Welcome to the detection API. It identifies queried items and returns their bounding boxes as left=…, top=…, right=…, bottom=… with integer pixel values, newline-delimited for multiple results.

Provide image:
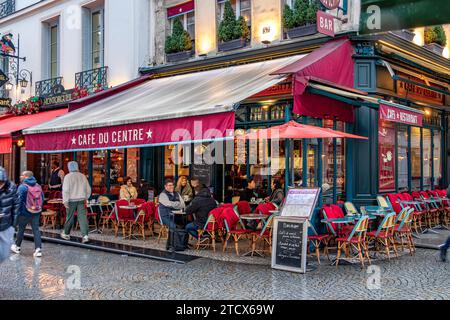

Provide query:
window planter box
left=286, top=24, right=317, bottom=39
left=218, top=38, right=247, bottom=52
left=166, top=50, right=194, bottom=63
left=423, top=43, right=444, bottom=55
left=392, top=29, right=416, bottom=42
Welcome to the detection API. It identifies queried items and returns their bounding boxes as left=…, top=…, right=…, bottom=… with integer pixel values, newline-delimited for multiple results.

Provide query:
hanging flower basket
left=8, top=96, right=42, bottom=115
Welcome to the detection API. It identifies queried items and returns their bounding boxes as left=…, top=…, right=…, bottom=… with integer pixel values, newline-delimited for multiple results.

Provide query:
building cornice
left=0, top=0, right=62, bottom=25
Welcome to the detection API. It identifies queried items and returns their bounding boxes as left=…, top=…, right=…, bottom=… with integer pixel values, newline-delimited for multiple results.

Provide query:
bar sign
left=317, top=11, right=335, bottom=37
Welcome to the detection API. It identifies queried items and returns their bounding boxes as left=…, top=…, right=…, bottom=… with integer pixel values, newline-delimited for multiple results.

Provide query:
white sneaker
left=60, top=232, right=70, bottom=240
left=33, top=248, right=42, bottom=258
left=82, top=236, right=89, bottom=243
left=10, top=244, right=21, bottom=254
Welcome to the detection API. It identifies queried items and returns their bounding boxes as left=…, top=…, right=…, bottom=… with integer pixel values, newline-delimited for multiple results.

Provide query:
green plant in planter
left=218, top=0, right=249, bottom=43
left=424, top=26, right=447, bottom=47
left=165, top=18, right=193, bottom=54
left=283, top=0, right=318, bottom=29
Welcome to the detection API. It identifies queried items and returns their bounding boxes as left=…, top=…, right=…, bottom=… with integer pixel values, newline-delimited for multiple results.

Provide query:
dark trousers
left=160, top=213, right=177, bottom=230
left=15, top=214, right=42, bottom=249
left=442, top=236, right=450, bottom=252
left=186, top=222, right=199, bottom=238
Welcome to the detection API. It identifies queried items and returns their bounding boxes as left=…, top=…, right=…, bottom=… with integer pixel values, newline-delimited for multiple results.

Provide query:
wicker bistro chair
left=155, top=207, right=169, bottom=243
left=114, top=199, right=135, bottom=238
left=394, top=207, right=416, bottom=255
left=307, top=223, right=331, bottom=264
left=222, top=207, right=253, bottom=256
left=129, top=204, right=154, bottom=240
left=41, top=210, right=57, bottom=229
left=344, top=202, right=359, bottom=216
left=336, top=216, right=371, bottom=268
left=367, top=212, right=398, bottom=260
left=377, top=196, right=393, bottom=211
left=250, top=214, right=276, bottom=257
left=195, top=208, right=225, bottom=252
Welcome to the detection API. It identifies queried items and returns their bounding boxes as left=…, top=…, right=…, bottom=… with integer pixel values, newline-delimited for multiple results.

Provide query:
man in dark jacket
left=239, top=178, right=258, bottom=202
left=0, top=166, right=19, bottom=263
left=185, top=185, right=217, bottom=239
left=11, top=171, right=44, bottom=258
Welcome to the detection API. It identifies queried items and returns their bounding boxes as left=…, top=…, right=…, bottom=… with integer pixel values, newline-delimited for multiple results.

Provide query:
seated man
left=185, top=180, right=217, bottom=240
left=158, top=179, right=185, bottom=229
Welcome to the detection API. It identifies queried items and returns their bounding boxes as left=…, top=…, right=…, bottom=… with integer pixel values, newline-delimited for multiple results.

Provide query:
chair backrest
left=255, top=202, right=276, bottom=215
left=258, top=214, right=275, bottom=237
left=231, top=196, right=240, bottom=205
left=428, top=190, right=439, bottom=198
left=375, top=212, right=396, bottom=237
left=396, top=207, right=414, bottom=231
left=236, top=201, right=252, bottom=215
left=321, top=205, right=343, bottom=236
left=222, top=207, right=241, bottom=232
left=155, top=206, right=163, bottom=225
left=346, top=216, right=369, bottom=241
left=344, top=202, right=358, bottom=216
left=205, top=207, right=225, bottom=231
left=138, top=201, right=156, bottom=222
left=395, top=207, right=409, bottom=224
left=377, top=196, right=391, bottom=210
left=411, top=191, right=421, bottom=200
left=419, top=191, right=430, bottom=199
left=387, top=193, right=402, bottom=213
left=115, top=199, right=134, bottom=219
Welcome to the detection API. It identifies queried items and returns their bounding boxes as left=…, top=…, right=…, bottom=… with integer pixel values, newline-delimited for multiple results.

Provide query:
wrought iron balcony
left=0, top=0, right=15, bottom=19
left=75, top=66, right=108, bottom=93
left=35, top=77, right=64, bottom=97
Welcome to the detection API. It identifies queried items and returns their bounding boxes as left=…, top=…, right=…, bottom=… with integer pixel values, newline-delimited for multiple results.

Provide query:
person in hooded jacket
left=11, top=171, right=44, bottom=258
left=0, top=166, right=19, bottom=263
left=185, top=184, right=217, bottom=240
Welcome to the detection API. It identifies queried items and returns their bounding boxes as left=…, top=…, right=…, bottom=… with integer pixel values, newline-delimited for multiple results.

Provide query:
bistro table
left=239, top=213, right=270, bottom=257
left=87, top=201, right=114, bottom=234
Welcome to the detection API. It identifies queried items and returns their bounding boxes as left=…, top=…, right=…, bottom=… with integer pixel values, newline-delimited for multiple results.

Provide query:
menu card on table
left=280, top=188, right=321, bottom=219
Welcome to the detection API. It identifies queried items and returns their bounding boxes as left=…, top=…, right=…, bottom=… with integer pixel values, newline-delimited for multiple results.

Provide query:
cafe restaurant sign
left=42, top=91, right=74, bottom=107
left=320, top=0, right=340, bottom=10
left=379, top=103, right=423, bottom=127
left=397, top=77, right=445, bottom=106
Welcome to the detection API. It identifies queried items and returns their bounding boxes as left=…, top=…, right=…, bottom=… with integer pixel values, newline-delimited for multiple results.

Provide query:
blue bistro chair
left=335, top=216, right=371, bottom=268
left=394, top=207, right=416, bottom=255
left=367, top=212, right=398, bottom=260
left=377, top=195, right=393, bottom=211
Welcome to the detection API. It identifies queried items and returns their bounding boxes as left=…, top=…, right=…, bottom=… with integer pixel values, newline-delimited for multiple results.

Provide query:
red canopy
left=240, top=120, right=368, bottom=140
left=0, top=109, right=68, bottom=154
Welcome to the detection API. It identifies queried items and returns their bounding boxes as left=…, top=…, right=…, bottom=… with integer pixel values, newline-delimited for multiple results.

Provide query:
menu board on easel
left=280, top=188, right=321, bottom=219
left=271, top=217, right=308, bottom=273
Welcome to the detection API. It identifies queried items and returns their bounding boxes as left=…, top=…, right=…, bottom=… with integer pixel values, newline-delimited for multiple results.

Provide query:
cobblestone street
left=0, top=241, right=448, bottom=300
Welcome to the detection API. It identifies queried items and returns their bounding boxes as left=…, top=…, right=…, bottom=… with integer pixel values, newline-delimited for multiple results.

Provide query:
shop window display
left=92, top=150, right=107, bottom=196
left=110, top=149, right=125, bottom=195
left=433, top=130, right=442, bottom=187
left=422, top=129, right=432, bottom=188
left=378, top=120, right=396, bottom=192
left=411, top=127, right=421, bottom=190
left=397, top=127, right=409, bottom=191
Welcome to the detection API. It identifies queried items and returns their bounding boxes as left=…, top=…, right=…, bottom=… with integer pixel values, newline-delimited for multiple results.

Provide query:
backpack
left=25, top=184, right=43, bottom=214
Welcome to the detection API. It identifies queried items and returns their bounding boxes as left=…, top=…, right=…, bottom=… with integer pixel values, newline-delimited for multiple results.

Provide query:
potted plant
left=283, top=0, right=319, bottom=39
left=424, top=25, right=447, bottom=55
left=165, top=18, right=194, bottom=63
left=218, top=1, right=250, bottom=52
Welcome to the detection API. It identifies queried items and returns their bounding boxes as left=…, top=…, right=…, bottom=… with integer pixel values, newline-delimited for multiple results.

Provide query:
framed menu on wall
left=280, top=188, right=321, bottom=219
left=271, top=217, right=308, bottom=273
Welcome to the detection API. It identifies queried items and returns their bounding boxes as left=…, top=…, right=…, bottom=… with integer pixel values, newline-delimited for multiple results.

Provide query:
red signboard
left=320, top=0, right=340, bottom=10
left=378, top=120, right=396, bottom=192
left=167, top=1, right=195, bottom=18
left=317, top=11, right=335, bottom=37
left=379, top=103, right=423, bottom=127
left=397, top=77, right=445, bottom=106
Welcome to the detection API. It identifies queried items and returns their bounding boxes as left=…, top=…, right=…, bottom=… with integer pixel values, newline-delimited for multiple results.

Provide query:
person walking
left=0, top=167, right=19, bottom=263
left=441, top=236, right=450, bottom=262
left=49, top=161, right=65, bottom=192
left=11, top=171, right=44, bottom=258
left=60, top=161, right=92, bottom=243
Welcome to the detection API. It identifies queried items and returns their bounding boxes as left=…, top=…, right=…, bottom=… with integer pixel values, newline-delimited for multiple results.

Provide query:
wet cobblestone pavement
left=0, top=241, right=448, bottom=300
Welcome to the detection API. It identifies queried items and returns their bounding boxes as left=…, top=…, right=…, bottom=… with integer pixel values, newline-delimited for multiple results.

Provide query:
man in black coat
left=0, top=167, right=19, bottom=263
left=185, top=182, right=217, bottom=240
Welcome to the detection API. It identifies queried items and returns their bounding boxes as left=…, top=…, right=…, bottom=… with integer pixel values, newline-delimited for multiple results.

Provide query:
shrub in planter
left=283, top=0, right=319, bottom=39
left=424, top=26, right=447, bottom=54
left=165, top=18, right=193, bottom=55
left=218, top=0, right=249, bottom=50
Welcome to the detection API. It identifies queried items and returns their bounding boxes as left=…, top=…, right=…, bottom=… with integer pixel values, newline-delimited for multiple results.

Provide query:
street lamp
left=19, top=78, right=28, bottom=88
left=4, top=82, right=13, bottom=91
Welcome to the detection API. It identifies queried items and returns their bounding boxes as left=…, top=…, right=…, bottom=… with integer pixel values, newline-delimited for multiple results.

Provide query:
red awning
left=0, top=109, right=68, bottom=139
left=272, top=38, right=355, bottom=122
left=0, top=137, right=12, bottom=154
left=167, top=1, right=194, bottom=18
left=0, top=109, right=68, bottom=154
left=241, top=121, right=368, bottom=140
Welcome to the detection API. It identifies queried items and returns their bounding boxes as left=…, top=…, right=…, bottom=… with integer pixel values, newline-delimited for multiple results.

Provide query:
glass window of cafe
left=164, top=145, right=190, bottom=181
left=378, top=118, right=443, bottom=193
left=228, top=102, right=347, bottom=202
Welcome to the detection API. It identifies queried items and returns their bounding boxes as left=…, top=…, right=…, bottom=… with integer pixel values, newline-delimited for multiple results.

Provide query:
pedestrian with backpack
left=11, top=171, right=44, bottom=258
left=0, top=167, right=19, bottom=263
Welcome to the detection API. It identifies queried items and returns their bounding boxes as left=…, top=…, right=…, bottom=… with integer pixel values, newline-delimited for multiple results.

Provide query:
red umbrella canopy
left=240, top=120, right=368, bottom=140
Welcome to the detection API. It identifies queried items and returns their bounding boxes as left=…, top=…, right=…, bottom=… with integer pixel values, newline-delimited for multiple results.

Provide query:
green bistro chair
left=394, top=207, right=416, bottom=255
left=367, top=212, right=398, bottom=260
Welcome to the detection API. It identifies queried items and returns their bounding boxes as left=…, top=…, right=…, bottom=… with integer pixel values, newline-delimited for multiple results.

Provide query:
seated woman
left=119, top=177, right=138, bottom=201
left=175, top=175, right=194, bottom=205
left=265, top=179, right=284, bottom=207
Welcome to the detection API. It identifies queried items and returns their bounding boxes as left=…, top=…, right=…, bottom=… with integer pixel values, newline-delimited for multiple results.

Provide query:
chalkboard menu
left=271, top=217, right=308, bottom=273
left=280, top=187, right=321, bottom=219
left=191, top=164, right=212, bottom=187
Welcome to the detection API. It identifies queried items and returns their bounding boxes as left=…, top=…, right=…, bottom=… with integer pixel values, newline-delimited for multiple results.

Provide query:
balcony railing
left=75, top=66, right=108, bottom=93
left=0, top=0, right=15, bottom=19
left=35, top=77, right=64, bottom=97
